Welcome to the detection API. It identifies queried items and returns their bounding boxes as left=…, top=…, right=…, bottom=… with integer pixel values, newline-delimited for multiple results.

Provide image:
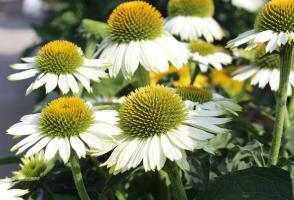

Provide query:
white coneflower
left=227, top=0, right=294, bottom=53
left=233, top=45, right=294, bottom=95
left=0, top=178, right=28, bottom=200
left=231, top=0, right=266, bottom=12
left=176, top=87, right=242, bottom=116
left=165, top=0, right=224, bottom=42
left=8, top=40, right=112, bottom=95
left=12, top=151, right=54, bottom=182
left=188, top=41, right=232, bottom=72
left=97, top=1, right=188, bottom=79
left=7, top=97, right=120, bottom=163
left=101, top=85, right=230, bottom=174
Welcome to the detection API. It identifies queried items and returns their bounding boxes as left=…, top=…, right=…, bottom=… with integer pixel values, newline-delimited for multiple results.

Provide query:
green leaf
left=200, top=167, right=294, bottom=200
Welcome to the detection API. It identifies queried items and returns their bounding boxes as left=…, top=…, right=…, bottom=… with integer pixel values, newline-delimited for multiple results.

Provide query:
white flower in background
left=8, top=40, right=112, bottom=95
left=233, top=45, right=294, bottom=95
left=176, top=87, right=242, bottom=116
left=165, top=0, right=224, bottom=42
left=227, top=0, right=294, bottom=53
left=101, top=86, right=231, bottom=174
left=7, top=97, right=120, bottom=163
left=187, top=41, right=232, bottom=72
left=12, top=151, right=54, bottom=182
left=22, top=0, right=43, bottom=18
left=231, top=0, right=266, bottom=12
left=0, top=178, right=28, bottom=200
left=97, top=1, right=188, bottom=79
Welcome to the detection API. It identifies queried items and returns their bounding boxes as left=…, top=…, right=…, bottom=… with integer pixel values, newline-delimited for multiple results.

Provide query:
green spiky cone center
left=20, top=159, right=47, bottom=179
left=119, top=86, right=187, bottom=139
left=168, top=0, right=214, bottom=17
left=108, top=1, right=164, bottom=43
left=189, top=41, right=217, bottom=56
left=254, top=0, right=294, bottom=33
left=39, top=97, right=94, bottom=138
left=176, top=87, right=213, bottom=103
left=36, top=40, right=84, bottom=75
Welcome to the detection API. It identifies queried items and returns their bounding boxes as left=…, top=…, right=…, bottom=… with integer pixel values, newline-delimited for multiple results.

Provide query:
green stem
left=269, top=44, right=293, bottom=166
left=137, top=66, right=150, bottom=86
left=70, top=153, right=91, bottom=200
left=190, top=62, right=198, bottom=86
left=164, top=161, right=188, bottom=200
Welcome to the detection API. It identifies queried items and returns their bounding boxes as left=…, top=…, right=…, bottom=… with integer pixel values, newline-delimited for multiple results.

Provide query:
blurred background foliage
left=9, top=0, right=294, bottom=199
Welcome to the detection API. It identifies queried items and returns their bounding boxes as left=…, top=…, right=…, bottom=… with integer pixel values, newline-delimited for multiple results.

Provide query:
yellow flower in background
left=194, top=74, right=208, bottom=88
left=150, top=64, right=251, bottom=100
left=210, top=67, right=252, bottom=98
left=150, top=65, right=191, bottom=86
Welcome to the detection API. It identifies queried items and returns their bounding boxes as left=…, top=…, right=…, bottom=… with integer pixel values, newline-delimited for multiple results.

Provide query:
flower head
left=97, top=1, right=188, bottom=78
left=9, top=40, right=112, bottom=95
left=7, top=97, right=120, bottom=163
left=231, top=0, right=266, bottom=12
left=176, top=86, right=242, bottom=115
left=227, top=0, right=294, bottom=53
left=188, top=41, right=232, bottom=72
left=108, top=1, right=163, bottom=43
left=168, top=0, right=214, bottom=17
left=0, top=178, right=28, bottom=200
left=165, top=0, right=223, bottom=41
left=102, top=85, right=231, bottom=173
left=12, top=151, right=54, bottom=181
left=233, top=45, right=294, bottom=95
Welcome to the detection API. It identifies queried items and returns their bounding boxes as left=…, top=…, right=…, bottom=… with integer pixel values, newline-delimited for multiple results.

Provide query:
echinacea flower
left=176, top=86, right=242, bottom=115
left=97, top=1, right=188, bottom=79
left=188, top=41, right=232, bottom=72
left=227, top=0, right=294, bottom=53
left=0, top=178, right=28, bottom=200
left=165, top=0, right=224, bottom=42
left=12, top=151, right=54, bottom=182
left=101, top=85, right=231, bottom=173
left=231, top=0, right=266, bottom=12
left=7, top=97, right=120, bottom=163
left=233, top=45, right=294, bottom=95
left=8, top=40, right=112, bottom=95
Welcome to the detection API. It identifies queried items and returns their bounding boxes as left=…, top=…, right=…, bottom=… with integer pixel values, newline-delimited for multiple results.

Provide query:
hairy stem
left=165, top=161, right=188, bottom=200
left=70, top=153, right=91, bottom=200
left=269, top=44, right=293, bottom=166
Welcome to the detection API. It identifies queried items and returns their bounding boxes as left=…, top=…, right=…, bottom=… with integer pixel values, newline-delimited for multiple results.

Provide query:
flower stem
left=269, top=44, right=293, bottom=166
left=165, top=161, right=188, bottom=200
left=70, top=153, right=91, bottom=200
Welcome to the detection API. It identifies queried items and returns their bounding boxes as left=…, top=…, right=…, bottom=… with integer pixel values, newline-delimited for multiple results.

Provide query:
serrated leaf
left=200, top=167, right=294, bottom=200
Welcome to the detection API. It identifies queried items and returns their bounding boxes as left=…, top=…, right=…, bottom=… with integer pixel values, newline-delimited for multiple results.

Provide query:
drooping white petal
left=58, top=74, right=70, bottom=94
left=58, top=138, right=71, bottom=163
left=44, top=73, right=58, bottom=93
left=70, top=136, right=86, bottom=158
left=45, top=138, right=59, bottom=160
left=26, top=137, right=50, bottom=157
left=8, top=69, right=39, bottom=81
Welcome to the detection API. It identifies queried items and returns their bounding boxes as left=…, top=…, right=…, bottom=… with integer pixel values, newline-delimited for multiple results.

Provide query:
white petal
left=66, top=74, right=79, bottom=94
left=160, top=134, right=182, bottom=161
left=58, top=74, right=70, bottom=94
left=45, top=138, right=59, bottom=160
left=70, top=136, right=86, bottom=158
left=45, top=74, right=58, bottom=93
left=58, top=138, right=71, bottom=163
left=8, top=69, right=38, bottom=80
left=26, top=137, right=50, bottom=157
